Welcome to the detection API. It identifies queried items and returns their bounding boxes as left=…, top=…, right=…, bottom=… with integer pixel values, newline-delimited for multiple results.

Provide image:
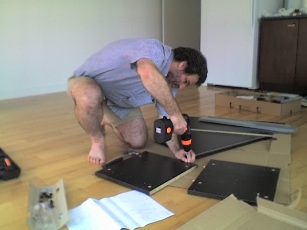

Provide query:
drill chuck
left=181, top=114, right=192, bottom=152
left=181, top=130, right=192, bottom=152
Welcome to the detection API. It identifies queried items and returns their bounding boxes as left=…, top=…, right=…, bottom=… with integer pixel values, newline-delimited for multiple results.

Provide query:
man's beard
left=165, top=73, right=180, bottom=88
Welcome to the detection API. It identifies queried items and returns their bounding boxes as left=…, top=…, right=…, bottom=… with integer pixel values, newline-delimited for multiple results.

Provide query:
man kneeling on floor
left=67, top=38, right=207, bottom=165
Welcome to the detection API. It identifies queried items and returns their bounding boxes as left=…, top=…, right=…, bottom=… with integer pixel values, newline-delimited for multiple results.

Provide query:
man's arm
left=156, top=114, right=196, bottom=163
left=136, top=58, right=186, bottom=134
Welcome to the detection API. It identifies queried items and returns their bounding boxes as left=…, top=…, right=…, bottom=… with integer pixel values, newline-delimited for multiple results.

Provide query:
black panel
left=188, top=117, right=273, bottom=159
left=188, top=160, right=280, bottom=205
left=95, top=151, right=197, bottom=195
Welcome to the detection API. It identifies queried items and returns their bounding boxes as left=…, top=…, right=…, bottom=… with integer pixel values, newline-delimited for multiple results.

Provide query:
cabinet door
left=295, top=18, right=307, bottom=87
left=258, top=19, right=299, bottom=86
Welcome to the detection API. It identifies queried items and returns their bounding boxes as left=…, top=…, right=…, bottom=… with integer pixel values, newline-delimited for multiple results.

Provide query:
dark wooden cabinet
left=296, top=19, right=307, bottom=87
left=258, top=17, right=307, bottom=95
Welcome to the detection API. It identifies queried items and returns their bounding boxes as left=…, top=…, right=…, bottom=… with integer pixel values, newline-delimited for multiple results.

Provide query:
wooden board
left=188, top=160, right=280, bottom=205
left=95, top=151, right=197, bottom=195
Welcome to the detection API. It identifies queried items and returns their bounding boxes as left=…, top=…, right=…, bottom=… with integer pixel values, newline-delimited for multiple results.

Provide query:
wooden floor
left=1, top=86, right=307, bottom=229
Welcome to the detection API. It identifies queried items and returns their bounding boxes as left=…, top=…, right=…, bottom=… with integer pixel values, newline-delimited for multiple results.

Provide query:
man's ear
left=178, top=61, right=187, bottom=70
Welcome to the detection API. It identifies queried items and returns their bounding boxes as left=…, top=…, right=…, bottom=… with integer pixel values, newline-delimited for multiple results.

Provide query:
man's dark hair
left=173, top=47, right=208, bottom=86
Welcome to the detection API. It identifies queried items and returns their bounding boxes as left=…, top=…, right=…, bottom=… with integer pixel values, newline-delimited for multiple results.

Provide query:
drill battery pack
left=0, top=148, right=21, bottom=180
left=154, top=116, right=173, bottom=144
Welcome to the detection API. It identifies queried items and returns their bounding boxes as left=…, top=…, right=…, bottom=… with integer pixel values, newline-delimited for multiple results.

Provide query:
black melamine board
left=188, top=117, right=273, bottom=159
left=188, top=159, right=280, bottom=205
left=95, top=151, right=197, bottom=195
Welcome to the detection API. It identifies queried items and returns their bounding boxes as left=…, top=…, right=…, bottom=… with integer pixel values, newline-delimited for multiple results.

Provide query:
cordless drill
left=153, top=114, right=192, bottom=152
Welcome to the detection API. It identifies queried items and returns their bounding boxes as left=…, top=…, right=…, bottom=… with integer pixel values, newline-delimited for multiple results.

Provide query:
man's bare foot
left=88, top=143, right=106, bottom=164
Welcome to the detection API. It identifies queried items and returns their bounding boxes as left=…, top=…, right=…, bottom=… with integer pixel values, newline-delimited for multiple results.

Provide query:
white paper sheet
left=66, top=190, right=174, bottom=230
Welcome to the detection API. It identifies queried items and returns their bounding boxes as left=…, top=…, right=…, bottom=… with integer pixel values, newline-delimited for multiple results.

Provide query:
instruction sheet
left=66, top=190, right=174, bottom=230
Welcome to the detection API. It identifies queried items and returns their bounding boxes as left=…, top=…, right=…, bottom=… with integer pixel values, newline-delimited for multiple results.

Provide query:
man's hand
left=174, top=149, right=196, bottom=163
left=166, top=131, right=195, bottom=163
left=169, top=114, right=187, bottom=135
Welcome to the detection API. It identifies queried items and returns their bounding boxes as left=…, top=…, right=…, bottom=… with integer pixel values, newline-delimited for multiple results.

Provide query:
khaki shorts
left=67, top=76, right=143, bottom=127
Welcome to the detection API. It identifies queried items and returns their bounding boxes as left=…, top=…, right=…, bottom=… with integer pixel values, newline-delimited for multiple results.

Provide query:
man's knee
left=67, top=76, right=103, bottom=106
left=128, top=136, right=147, bottom=149
left=67, top=76, right=76, bottom=97
left=117, top=119, right=148, bottom=148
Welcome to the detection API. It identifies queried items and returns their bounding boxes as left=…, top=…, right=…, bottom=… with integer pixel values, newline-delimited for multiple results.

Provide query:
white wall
left=0, top=0, right=162, bottom=100
left=284, top=0, right=307, bottom=8
left=200, top=0, right=284, bottom=89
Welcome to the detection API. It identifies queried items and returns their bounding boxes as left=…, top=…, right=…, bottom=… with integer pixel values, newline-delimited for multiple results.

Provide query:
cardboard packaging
left=215, top=90, right=302, bottom=116
left=177, top=194, right=307, bottom=230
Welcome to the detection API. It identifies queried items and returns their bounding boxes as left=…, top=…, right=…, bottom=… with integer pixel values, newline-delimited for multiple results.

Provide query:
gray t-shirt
left=74, top=38, right=177, bottom=118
